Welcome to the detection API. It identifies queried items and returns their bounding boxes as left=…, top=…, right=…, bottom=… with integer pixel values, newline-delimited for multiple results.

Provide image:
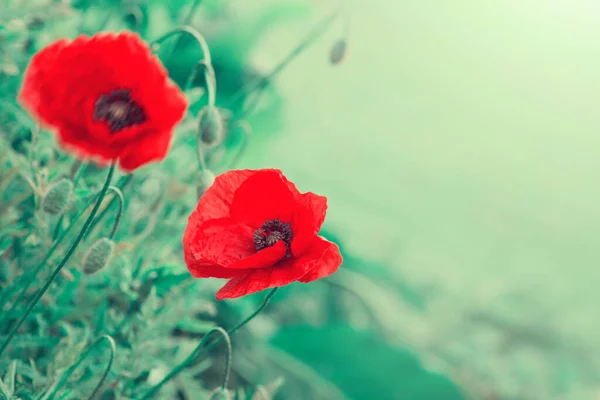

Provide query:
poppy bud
left=82, top=238, right=115, bottom=275
left=208, top=389, right=231, bottom=400
left=42, top=178, right=73, bottom=216
left=329, top=39, right=347, bottom=65
left=197, top=106, right=224, bottom=148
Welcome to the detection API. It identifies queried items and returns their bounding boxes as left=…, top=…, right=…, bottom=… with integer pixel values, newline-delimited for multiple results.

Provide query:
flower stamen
left=94, top=89, right=146, bottom=133
left=253, top=219, right=293, bottom=252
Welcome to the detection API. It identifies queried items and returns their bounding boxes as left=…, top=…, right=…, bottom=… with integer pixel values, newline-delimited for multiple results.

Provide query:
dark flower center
left=93, top=89, right=146, bottom=133
left=254, top=219, right=293, bottom=253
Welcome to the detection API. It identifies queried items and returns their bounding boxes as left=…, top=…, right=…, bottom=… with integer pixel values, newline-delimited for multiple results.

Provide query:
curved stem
left=0, top=163, right=116, bottom=358
left=0, top=192, right=100, bottom=330
left=168, top=0, right=203, bottom=61
left=142, top=327, right=231, bottom=398
left=43, top=335, right=116, bottom=400
left=84, top=174, right=132, bottom=240
left=220, top=330, right=232, bottom=391
left=141, top=288, right=278, bottom=399
left=185, top=60, right=217, bottom=106
left=106, top=186, right=124, bottom=240
left=227, top=288, right=278, bottom=336
left=123, top=4, right=144, bottom=31
left=150, top=26, right=216, bottom=107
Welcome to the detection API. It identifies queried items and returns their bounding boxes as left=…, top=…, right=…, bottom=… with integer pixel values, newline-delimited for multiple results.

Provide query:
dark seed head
left=93, top=89, right=146, bottom=133
left=253, top=219, right=293, bottom=252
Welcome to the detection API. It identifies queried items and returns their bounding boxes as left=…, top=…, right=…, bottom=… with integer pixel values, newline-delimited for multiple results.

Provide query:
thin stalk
left=227, top=11, right=340, bottom=118
left=142, top=328, right=231, bottom=398
left=84, top=174, right=132, bottom=240
left=140, top=288, right=278, bottom=398
left=0, top=163, right=116, bottom=358
left=168, top=0, right=203, bottom=61
left=0, top=192, right=100, bottom=329
left=42, top=335, right=116, bottom=400
left=106, top=186, right=124, bottom=240
left=150, top=26, right=216, bottom=106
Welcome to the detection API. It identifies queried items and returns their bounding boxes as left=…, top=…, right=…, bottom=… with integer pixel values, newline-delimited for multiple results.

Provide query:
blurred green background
left=240, top=0, right=600, bottom=398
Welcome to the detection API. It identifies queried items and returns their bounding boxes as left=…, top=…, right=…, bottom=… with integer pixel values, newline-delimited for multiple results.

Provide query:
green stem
left=168, top=0, right=203, bottom=61
left=84, top=174, right=132, bottom=240
left=141, top=288, right=278, bottom=399
left=42, top=335, right=116, bottom=400
left=106, top=186, right=124, bottom=240
left=0, top=192, right=99, bottom=331
left=0, top=163, right=116, bottom=358
left=141, top=328, right=231, bottom=398
left=150, top=26, right=216, bottom=106
left=227, top=11, right=340, bottom=118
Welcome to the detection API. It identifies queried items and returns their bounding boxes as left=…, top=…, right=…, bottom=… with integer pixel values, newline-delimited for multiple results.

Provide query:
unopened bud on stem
left=42, top=178, right=73, bottom=216
left=82, top=238, right=115, bottom=275
left=197, top=106, right=225, bottom=148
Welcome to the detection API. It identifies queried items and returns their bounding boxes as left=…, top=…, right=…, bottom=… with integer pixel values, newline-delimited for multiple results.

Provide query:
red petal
left=182, top=218, right=255, bottom=271
left=215, top=258, right=309, bottom=300
left=191, top=170, right=258, bottom=227
left=118, top=128, right=173, bottom=172
left=297, top=237, right=343, bottom=282
left=215, top=236, right=342, bottom=300
left=230, top=170, right=299, bottom=228
left=230, top=241, right=287, bottom=269
left=291, top=192, right=328, bottom=256
left=184, top=258, right=242, bottom=279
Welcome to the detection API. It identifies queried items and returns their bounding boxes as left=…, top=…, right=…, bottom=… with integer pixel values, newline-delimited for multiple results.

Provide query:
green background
left=240, top=0, right=600, bottom=398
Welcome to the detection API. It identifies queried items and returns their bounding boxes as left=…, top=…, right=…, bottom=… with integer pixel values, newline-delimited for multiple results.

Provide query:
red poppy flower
left=183, top=169, right=343, bottom=300
left=18, top=31, right=187, bottom=172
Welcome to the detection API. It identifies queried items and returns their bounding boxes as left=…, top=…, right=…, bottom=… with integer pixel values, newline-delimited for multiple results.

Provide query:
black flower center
left=254, top=219, right=293, bottom=253
left=93, top=89, right=146, bottom=133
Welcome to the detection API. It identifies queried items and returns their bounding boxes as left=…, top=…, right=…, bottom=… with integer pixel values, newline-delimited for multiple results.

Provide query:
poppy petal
left=185, top=258, right=243, bottom=279
left=215, top=258, right=310, bottom=300
left=183, top=218, right=255, bottom=268
left=297, top=237, right=343, bottom=282
left=291, top=192, right=328, bottom=256
left=230, top=241, right=287, bottom=269
left=230, top=169, right=298, bottom=228
left=192, top=170, right=258, bottom=226
left=215, top=236, right=341, bottom=300
left=118, top=128, right=173, bottom=172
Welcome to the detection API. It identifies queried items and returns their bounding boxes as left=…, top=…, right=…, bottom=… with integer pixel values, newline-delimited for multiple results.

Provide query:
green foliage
left=272, top=324, right=462, bottom=400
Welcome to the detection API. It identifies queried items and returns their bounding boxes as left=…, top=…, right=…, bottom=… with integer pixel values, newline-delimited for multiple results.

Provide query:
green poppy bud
left=329, top=39, right=347, bottom=65
left=197, top=106, right=224, bottom=147
left=42, top=178, right=73, bottom=215
left=208, top=389, right=231, bottom=400
left=82, top=238, right=115, bottom=275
